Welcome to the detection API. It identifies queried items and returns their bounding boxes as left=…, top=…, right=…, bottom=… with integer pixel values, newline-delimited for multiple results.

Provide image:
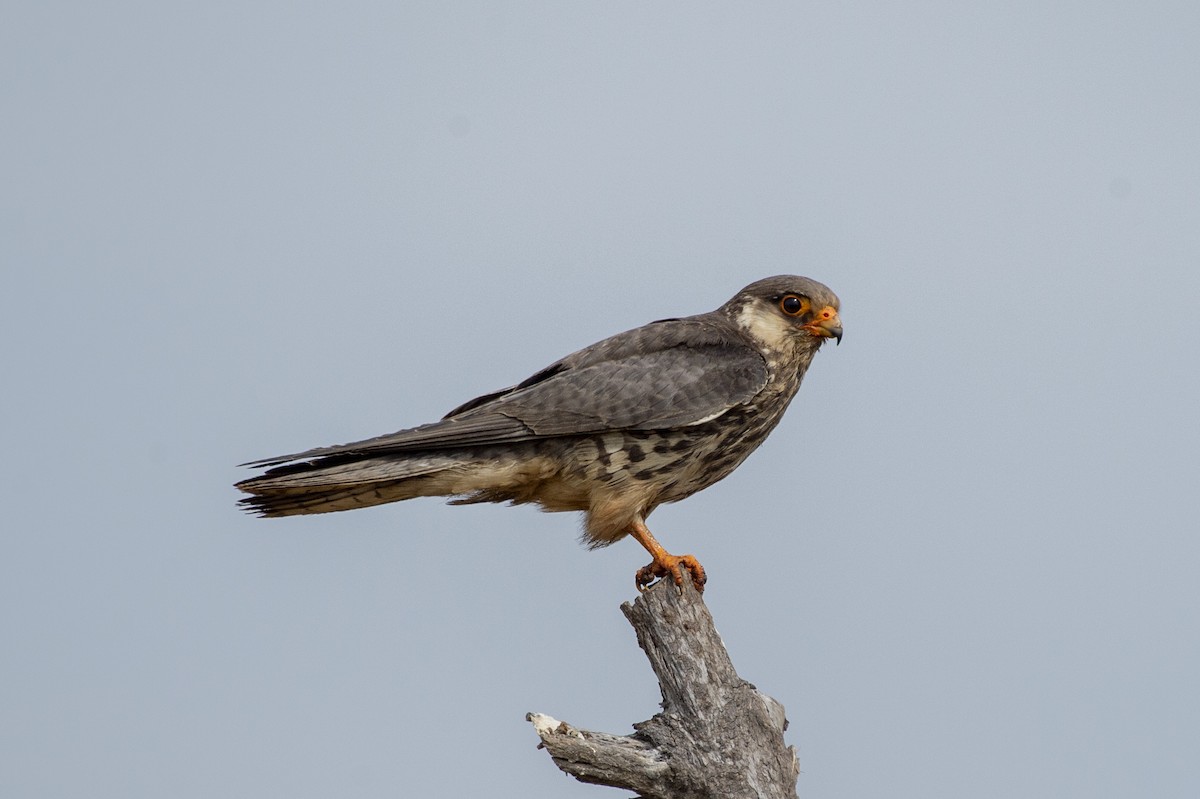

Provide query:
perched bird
left=236, top=275, right=841, bottom=592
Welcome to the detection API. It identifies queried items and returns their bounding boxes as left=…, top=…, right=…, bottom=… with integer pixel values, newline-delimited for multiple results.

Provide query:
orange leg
left=627, top=519, right=706, bottom=593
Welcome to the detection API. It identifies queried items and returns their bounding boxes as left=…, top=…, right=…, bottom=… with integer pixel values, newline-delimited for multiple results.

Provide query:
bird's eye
left=779, top=294, right=808, bottom=316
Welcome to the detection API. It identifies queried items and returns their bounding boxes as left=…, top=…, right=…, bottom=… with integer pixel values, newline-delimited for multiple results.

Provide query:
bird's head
left=722, top=275, right=842, bottom=354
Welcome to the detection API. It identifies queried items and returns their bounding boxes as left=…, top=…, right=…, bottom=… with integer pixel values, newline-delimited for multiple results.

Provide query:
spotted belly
left=450, top=382, right=799, bottom=545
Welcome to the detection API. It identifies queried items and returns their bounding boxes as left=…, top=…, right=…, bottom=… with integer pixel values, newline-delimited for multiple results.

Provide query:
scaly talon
left=635, top=553, right=706, bottom=593
left=627, top=518, right=707, bottom=594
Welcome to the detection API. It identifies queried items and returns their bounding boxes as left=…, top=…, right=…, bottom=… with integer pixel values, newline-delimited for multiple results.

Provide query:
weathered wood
left=527, top=579, right=799, bottom=798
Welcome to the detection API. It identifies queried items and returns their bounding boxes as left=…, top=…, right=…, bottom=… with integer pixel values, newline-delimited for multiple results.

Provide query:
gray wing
left=242, top=316, right=766, bottom=468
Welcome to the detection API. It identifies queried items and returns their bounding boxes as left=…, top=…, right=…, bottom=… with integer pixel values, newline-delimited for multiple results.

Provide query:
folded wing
left=241, top=317, right=767, bottom=469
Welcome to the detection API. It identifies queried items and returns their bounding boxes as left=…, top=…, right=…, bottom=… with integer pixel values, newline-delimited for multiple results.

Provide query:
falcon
left=236, top=275, right=842, bottom=592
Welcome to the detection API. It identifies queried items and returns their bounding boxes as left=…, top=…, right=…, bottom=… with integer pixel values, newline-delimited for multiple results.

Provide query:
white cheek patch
left=736, top=304, right=792, bottom=349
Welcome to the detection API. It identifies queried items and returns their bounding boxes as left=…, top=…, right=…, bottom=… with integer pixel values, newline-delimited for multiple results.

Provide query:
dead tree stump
left=527, top=579, right=799, bottom=798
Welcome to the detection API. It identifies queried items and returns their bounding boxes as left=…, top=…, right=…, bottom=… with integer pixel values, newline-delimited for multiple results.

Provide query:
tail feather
left=236, top=455, right=460, bottom=517
left=236, top=447, right=563, bottom=518
left=238, top=477, right=446, bottom=516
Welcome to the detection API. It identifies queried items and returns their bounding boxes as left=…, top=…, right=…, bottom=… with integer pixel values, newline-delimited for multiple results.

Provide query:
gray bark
left=527, top=579, right=799, bottom=798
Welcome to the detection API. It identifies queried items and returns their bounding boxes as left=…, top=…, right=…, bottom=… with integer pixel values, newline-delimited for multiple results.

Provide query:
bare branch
left=528, top=580, right=798, bottom=798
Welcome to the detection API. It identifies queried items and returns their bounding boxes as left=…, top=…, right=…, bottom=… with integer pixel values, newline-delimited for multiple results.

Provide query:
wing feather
left=240, top=315, right=766, bottom=468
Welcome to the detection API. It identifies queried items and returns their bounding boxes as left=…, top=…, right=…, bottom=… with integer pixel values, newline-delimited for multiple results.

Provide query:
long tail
left=236, top=454, right=465, bottom=517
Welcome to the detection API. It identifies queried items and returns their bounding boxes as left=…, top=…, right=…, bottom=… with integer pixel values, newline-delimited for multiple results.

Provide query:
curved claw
left=635, top=552, right=707, bottom=594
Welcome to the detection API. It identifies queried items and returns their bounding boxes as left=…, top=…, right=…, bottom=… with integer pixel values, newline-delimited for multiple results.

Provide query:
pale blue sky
left=3, top=2, right=1198, bottom=797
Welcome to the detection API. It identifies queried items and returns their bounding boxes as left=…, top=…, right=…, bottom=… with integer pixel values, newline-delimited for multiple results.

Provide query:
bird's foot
left=636, top=553, right=706, bottom=594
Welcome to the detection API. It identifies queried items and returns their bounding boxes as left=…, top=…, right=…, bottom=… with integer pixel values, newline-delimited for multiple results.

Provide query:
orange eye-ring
left=780, top=294, right=808, bottom=316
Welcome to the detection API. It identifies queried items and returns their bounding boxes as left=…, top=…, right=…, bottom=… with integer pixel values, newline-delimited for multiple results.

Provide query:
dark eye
left=779, top=294, right=808, bottom=316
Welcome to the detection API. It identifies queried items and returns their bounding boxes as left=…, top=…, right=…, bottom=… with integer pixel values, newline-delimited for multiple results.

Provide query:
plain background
left=3, top=2, right=1198, bottom=797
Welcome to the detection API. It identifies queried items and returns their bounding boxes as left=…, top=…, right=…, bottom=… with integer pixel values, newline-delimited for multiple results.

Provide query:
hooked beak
left=802, top=307, right=843, bottom=345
